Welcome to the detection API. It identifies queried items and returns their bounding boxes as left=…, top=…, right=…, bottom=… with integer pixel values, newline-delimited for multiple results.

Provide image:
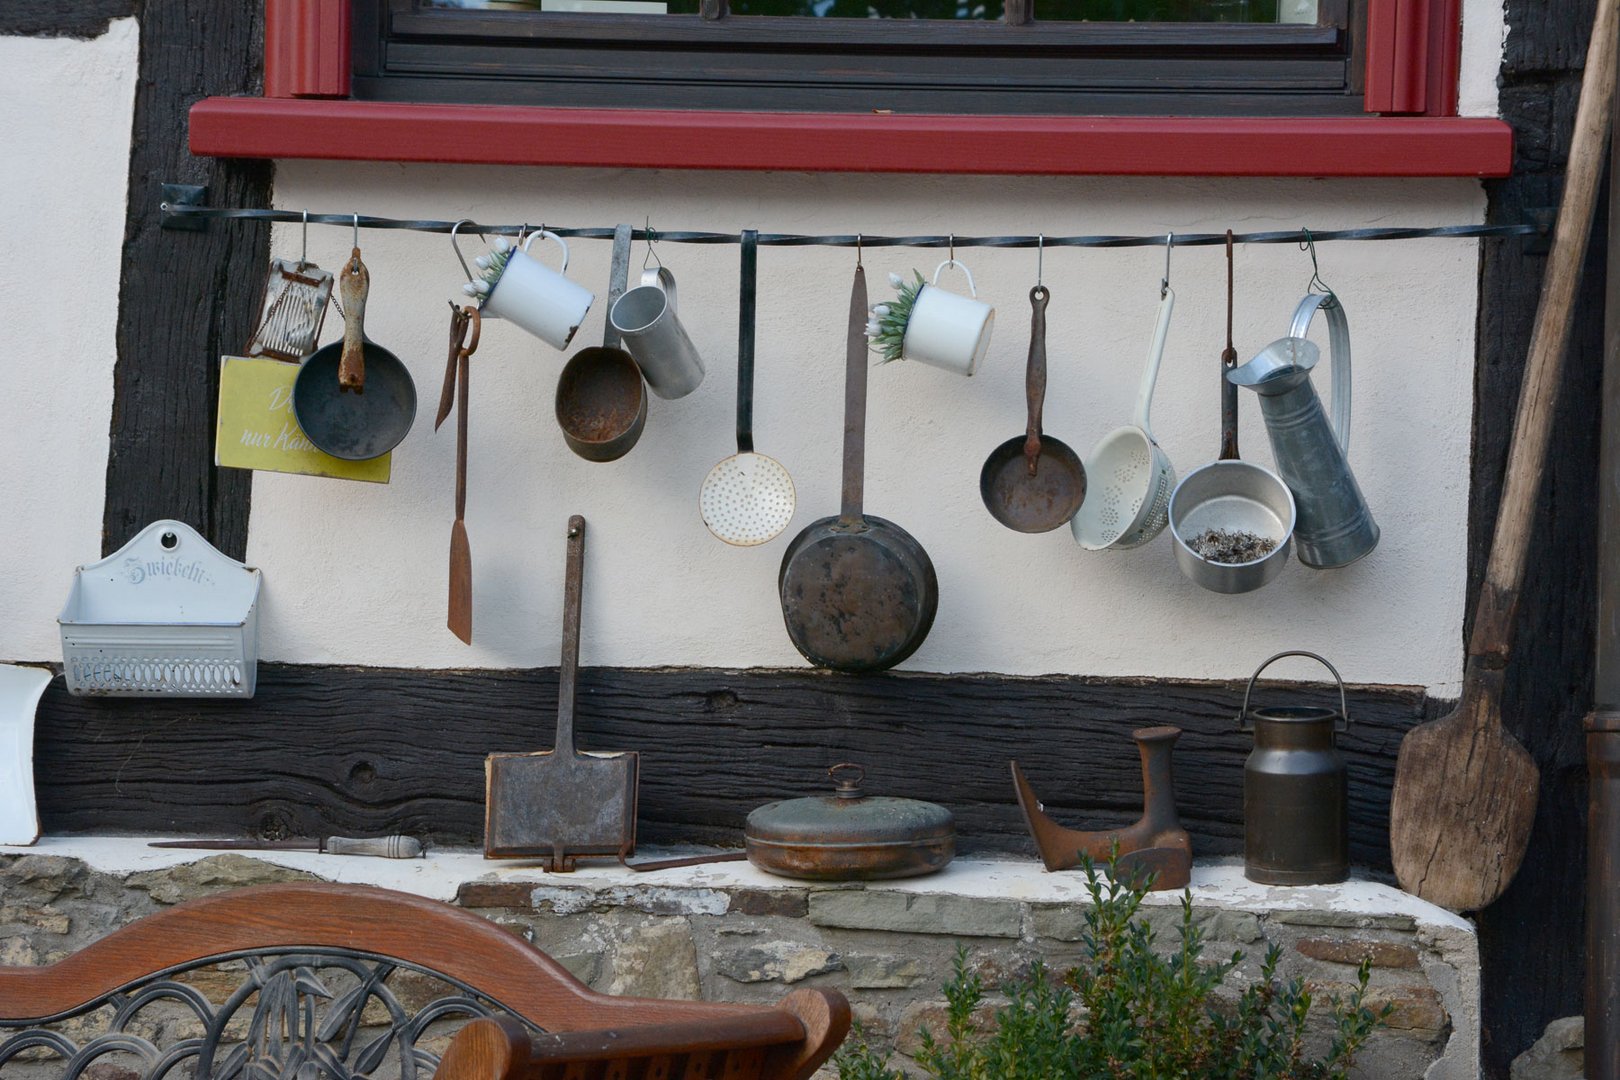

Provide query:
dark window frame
left=354, top=0, right=1369, bottom=115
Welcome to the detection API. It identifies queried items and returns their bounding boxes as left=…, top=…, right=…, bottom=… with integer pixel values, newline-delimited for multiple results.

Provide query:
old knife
left=149, top=835, right=423, bottom=858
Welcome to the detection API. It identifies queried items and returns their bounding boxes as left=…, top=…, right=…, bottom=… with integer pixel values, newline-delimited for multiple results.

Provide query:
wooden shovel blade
left=449, top=521, right=472, bottom=644
left=483, top=748, right=639, bottom=862
left=1390, top=688, right=1538, bottom=912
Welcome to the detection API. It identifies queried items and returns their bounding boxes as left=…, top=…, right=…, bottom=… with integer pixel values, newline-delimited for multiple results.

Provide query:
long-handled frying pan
left=1390, top=0, right=1619, bottom=912
left=778, top=262, right=938, bottom=673
left=293, top=244, right=417, bottom=462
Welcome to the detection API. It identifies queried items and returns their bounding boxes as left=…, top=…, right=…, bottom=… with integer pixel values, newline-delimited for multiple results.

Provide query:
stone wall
left=0, top=847, right=1480, bottom=1078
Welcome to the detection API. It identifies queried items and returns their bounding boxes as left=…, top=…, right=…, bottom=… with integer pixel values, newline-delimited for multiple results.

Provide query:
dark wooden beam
left=101, top=0, right=269, bottom=561
left=32, top=663, right=1426, bottom=868
left=0, top=0, right=137, bottom=39
left=1469, top=0, right=1609, bottom=1069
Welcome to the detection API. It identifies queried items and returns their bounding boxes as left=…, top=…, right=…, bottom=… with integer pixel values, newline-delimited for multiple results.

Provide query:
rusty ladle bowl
left=555, top=224, right=646, bottom=463
left=980, top=285, right=1086, bottom=532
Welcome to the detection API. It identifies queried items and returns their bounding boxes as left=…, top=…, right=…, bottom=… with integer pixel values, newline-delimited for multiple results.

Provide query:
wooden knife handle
left=324, top=835, right=424, bottom=858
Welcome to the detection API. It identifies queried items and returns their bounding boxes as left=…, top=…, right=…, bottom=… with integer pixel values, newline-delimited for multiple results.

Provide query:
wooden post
left=1587, top=51, right=1620, bottom=1080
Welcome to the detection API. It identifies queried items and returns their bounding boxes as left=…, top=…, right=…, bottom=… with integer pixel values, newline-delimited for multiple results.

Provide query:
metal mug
left=1238, top=650, right=1350, bottom=886
left=467, top=231, right=595, bottom=352
left=902, top=259, right=995, bottom=376
left=609, top=266, right=705, bottom=399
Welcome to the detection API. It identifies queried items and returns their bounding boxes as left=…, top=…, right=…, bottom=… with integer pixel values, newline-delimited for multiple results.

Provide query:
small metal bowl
left=1168, top=459, right=1295, bottom=594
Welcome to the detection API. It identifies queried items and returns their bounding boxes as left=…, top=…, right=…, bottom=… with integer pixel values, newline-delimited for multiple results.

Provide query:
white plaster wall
left=1460, top=0, right=1507, bottom=117
left=0, top=21, right=138, bottom=664
left=256, top=166, right=1484, bottom=693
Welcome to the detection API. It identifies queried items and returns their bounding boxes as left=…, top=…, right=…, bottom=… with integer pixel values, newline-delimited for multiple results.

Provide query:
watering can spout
left=1227, top=337, right=1319, bottom=392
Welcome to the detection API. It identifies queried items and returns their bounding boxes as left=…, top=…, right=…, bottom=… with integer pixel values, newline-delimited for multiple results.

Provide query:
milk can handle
left=1289, top=293, right=1352, bottom=455
left=1238, top=650, right=1349, bottom=732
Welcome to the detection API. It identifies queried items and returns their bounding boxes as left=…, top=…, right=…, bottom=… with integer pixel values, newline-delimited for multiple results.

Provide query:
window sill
left=189, top=97, right=1513, bottom=178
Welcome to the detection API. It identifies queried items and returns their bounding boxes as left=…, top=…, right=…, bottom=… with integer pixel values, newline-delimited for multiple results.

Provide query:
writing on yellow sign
left=215, top=356, right=391, bottom=482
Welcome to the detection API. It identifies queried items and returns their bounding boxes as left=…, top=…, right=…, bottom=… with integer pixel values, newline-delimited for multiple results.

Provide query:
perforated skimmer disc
left=701, top=452, right=797, bottom=546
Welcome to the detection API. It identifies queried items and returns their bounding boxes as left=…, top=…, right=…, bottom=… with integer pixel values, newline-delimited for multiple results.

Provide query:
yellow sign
left=215, top=356, right=391, bottom=483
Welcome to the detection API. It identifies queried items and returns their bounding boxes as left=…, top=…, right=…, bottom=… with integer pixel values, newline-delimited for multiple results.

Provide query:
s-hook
left=1036, top=233, right=1045, bottom=286
left=1161, top=232, right=1174, bottom=298
left=1300, top=227, right=1335, bottom=299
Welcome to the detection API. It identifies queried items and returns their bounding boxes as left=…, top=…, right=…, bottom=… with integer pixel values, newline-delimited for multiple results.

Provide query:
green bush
left=835, top=857, right=1389, bottom=1080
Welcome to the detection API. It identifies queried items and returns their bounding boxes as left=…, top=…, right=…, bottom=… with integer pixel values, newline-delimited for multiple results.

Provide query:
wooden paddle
left=438, top=305, right=479, bottom=645
left=1390, top=0, right=1620, bottom=913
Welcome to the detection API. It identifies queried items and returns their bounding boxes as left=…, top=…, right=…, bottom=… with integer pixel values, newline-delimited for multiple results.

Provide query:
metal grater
left=247, top=259, right=334, bottom=362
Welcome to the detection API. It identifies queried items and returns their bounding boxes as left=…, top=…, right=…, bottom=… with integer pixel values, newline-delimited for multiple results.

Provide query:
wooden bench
left=0, top=881, right=849, bottom=1080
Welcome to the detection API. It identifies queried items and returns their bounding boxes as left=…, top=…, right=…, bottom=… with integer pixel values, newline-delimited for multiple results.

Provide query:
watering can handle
left=1290, top=293, right=1352, bottom=455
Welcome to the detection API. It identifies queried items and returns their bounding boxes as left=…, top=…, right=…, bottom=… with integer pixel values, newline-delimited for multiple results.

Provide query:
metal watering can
left=1227, top=294, right=1378, bottom=569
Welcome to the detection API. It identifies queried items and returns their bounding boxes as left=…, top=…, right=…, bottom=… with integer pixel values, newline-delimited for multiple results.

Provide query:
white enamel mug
left=902, top=259, right=995, bottom=376
left=481, top=231, right=594, bottom=351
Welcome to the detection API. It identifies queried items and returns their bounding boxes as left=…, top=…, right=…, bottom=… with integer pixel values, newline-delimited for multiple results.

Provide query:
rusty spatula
left=438, top=305, right=479, bottom=644
left=484, top=516, right=639, bottom=869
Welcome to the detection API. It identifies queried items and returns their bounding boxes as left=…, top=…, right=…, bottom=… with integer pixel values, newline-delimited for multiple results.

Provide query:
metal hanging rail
left=158, top=202, right=1545, bottom=249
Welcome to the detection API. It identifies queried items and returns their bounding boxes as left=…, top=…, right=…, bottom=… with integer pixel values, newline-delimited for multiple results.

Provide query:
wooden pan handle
left=1469, top=0, right=1619, bottom=666
left=338, top=249, right=369, bottom=393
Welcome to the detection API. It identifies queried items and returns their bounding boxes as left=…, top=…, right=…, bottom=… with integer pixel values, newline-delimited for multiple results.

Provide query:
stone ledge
left=0, top=839, right=1480, bottom=1078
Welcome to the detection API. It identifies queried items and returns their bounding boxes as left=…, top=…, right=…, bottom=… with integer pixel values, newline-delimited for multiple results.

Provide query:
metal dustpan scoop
left=485, top=515, right=638, bottom=869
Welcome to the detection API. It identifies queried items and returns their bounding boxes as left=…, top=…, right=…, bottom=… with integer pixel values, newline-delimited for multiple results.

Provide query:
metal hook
left=1299, top=227, right=1334, bottom=298
left=1161, top=232, right=1173, bottom=297
left=949, top=233, right=955, bottom=262
left=450, top=218, right=476, bottom=284
left=643, top=217, right=663, bottom=270
left=1036, top=233, right=1044, bottom=286
left=856, top=233, right=863, bottom=268
left=300, top=210, right=309, bottom=267
left=352, top=213, right=360, bottom=251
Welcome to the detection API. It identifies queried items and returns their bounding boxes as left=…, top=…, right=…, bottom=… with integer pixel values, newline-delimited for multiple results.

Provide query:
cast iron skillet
left=778, top=263, right=938, bottom=673
left=979, top=285, right=1086, bottom=532
left=293, top=249, right=417, bottom=461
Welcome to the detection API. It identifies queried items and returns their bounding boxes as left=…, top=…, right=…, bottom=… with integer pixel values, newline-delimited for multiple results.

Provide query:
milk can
left=1239, top=651, right=1350, bottom=885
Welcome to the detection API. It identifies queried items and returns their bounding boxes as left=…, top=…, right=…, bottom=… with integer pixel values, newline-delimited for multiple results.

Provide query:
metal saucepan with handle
left=1070, top=274, right=1177, bottom=550
left=555, top=224, right=646, bottom=462
left=979, top=284, right=1086, bottom=532
left=701, top=230, right=796, bottom=546
left=292, top=237, right=418, bottom=461
left=1168, top=233, right=1294, bottom=593
left=778, top=261, right=938, bottom=672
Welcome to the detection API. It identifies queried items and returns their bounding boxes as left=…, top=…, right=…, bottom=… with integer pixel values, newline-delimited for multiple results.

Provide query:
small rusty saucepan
left=292, top=242, right=417, bottom=461
left=979, top=285, right=1086, bottom=532
left=555, top=224, right=646, bottom=463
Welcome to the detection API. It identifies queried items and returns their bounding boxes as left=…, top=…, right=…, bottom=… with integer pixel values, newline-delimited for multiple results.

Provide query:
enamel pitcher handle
left=1290, top=293, right=1352, bottom=455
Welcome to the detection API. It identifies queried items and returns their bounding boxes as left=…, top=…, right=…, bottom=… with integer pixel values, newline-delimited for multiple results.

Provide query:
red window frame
left=188, top=0, right=1511, bottom=177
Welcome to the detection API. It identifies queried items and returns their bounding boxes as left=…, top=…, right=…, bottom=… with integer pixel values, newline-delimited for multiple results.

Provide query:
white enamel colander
left=1071, top=286, right=1177, bottom=550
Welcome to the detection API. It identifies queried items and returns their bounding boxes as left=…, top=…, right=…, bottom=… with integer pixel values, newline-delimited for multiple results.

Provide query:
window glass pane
left=419, top=0, right=1320, bottom=17
left=424, top=0, right=1006, bottom=16
left=1040, top=0, right=1280, bottom=19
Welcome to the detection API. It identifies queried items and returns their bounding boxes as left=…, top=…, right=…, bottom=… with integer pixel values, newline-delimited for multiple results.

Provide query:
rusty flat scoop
left=484, top=515, right=639, bottom=869
left=1011, top=726, right=1191, bottom=890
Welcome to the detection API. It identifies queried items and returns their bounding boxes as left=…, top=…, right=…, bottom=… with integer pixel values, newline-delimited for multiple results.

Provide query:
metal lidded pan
left=556, top=224, right=646, bottom=462
left=979, top=281, right=1086, bottom=532
left=292, top=232, right=418, bottom=461
left=778, top=260, right=938, bottom=673
left=701, top=230, right=796, bottom=546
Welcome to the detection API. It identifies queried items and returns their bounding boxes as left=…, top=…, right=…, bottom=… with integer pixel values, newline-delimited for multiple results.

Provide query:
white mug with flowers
left=867, top=260, right=994, bottom=377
